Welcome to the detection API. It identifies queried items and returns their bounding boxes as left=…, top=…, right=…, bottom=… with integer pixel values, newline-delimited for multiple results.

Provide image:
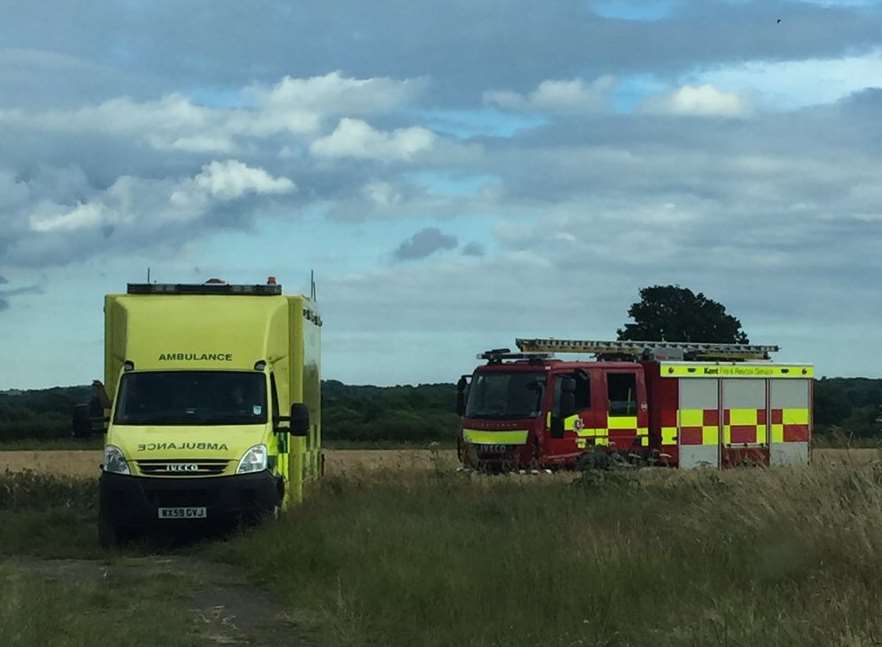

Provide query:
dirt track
left=0, top=449, right=460, bottom=478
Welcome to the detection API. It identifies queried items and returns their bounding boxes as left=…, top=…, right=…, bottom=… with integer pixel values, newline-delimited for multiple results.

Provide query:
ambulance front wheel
left=98, top=505, right=129, bottom=549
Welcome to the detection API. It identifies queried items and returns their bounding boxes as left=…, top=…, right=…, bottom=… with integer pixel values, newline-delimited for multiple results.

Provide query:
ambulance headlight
left=237, top=444, right=268, bottom=474
left=103, top=445, right=130, bottom=475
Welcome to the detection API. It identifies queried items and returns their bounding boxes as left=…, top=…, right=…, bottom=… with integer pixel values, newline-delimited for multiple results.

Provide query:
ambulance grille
left=136, top=459, right=231, bottom=477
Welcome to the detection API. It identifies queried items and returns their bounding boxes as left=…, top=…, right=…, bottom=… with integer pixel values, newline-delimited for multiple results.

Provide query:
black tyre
left=98, top=495, right=130, bottom=548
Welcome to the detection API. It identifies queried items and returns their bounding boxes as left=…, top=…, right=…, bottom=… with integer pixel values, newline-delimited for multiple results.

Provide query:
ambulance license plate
left=157, top=507, right=207, bottom=519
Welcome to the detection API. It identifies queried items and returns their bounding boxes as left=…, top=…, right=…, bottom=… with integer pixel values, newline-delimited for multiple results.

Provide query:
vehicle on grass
left=456, top=338, right=812, bottom=471
left=75, top=278, right=322, bottom=546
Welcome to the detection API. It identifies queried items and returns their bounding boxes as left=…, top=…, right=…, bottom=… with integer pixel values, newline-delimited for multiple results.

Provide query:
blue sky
left=1, top=0, right=882, bottom=388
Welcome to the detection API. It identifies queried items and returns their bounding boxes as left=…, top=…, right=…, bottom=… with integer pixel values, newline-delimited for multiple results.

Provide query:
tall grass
left=0, top=562, right=203, bottom=647
left=215, top=461, right=882, bottom=647
left=0, top=469, right=101, bottom=559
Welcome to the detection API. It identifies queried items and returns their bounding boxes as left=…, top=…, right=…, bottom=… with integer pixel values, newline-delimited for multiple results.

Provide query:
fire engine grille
left=136, top=459, right=231, bottom=477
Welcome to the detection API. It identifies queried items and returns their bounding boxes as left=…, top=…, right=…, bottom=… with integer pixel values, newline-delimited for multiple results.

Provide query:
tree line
left=0, top=378, right=880, bottom=444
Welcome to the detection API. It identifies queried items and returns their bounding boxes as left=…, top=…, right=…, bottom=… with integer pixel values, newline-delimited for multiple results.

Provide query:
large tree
left=617, top=285, right=749, bottom=343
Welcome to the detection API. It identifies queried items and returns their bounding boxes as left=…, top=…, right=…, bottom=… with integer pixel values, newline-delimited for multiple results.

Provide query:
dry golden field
left=0, top=448, right=460, bottom=478
left=0, top=447, right=876, bottom=478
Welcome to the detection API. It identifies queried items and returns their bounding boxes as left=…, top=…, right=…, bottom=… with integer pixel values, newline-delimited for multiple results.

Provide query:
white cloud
left=249, top=71, right=427, bottom=115
left=30, top=160, right=295, bottom=233
left=172, top=160, right=295, bottom=205
left=641, top=84, right=750, bottom=117
left=362, top=180, right=402, bottom=207
left=310, top=118, right=436, bottom=161
left=0, top=72, right=426, bottom=155
left=30, top=202, right=110, bottom=233
left=484, top=76, right=616, bottom=113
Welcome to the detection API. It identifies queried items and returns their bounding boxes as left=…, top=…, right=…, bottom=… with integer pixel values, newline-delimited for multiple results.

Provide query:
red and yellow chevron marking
left=678, top=409, right=719, bottom=446
left=771, top=408, right=810, bottom=443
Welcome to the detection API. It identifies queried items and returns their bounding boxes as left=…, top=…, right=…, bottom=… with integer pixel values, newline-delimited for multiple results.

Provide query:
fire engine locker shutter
left=770, top=379, right=810, bottom=466
left=678, top=379, right=719, bottom=469
left=721, top=379, right=766, bottom=447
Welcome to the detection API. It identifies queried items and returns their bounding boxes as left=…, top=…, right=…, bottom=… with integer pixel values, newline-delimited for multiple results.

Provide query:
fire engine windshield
left=465, top=371, right=545, bottom=420
left=114, top=371, right=267, bottom=426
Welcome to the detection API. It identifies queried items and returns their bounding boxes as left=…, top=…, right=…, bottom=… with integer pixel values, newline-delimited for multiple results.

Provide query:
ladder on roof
left=515, top=338, right=779, bottom=361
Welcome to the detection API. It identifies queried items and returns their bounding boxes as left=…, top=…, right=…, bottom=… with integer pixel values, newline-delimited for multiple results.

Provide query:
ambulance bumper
left=99, top=470, right=282, bottom=528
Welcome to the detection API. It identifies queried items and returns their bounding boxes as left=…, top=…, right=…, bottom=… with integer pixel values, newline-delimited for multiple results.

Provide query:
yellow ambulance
left=83, top=279, right=322, bottom=546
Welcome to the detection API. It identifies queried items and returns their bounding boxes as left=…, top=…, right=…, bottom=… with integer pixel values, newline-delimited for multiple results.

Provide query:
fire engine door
left=721, top=379, right=767, bottom=455
left=769, top=379, right=810, bottom=466
left=549, top=370, right=595, bottom=457
left=603, top=370, right=648, bottom=452
left=678, top=379, right=720, bottom=469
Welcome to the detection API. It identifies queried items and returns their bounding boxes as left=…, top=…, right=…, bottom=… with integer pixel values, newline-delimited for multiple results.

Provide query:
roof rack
left=515, top=338, right=778, bottom=361
left=127, top=283, right=282, bottom=296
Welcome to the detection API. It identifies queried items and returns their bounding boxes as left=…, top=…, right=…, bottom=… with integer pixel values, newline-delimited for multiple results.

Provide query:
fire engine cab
left=456, top=339, right=812, bottom=471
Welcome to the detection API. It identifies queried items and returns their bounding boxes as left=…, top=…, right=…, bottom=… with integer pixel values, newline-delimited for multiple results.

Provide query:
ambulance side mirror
left=290, top=403, right=309, bottom=437
left=456, top=376, right=470, bottom=416
left=72, top=400, right=107, bottom=437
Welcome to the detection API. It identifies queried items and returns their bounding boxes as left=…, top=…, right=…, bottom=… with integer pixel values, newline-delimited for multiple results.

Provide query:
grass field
left=5, top=452, right=882, bottom=646
left=0, top=447, right=877, bottom=480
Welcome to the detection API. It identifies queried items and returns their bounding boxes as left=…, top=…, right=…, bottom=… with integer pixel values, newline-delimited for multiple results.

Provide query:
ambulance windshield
left=114, top=371, right=267, bottom=426
left=465, top=371, right=545, bottom=420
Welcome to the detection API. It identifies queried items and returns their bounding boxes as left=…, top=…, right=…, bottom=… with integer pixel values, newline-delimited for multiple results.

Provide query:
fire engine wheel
left=576, top=452, right=611, bottom=471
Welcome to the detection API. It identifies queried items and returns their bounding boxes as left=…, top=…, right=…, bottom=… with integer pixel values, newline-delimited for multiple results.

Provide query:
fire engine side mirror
left=456, top=376, right=470, bottom=416
left=290, top=403, right=309, bottom=437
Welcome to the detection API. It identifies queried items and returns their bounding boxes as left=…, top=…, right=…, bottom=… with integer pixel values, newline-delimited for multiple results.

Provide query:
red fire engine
left=456, top=339, right=812, bottom=470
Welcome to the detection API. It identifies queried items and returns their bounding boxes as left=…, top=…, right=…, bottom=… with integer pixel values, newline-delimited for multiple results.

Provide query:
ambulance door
left=548, top=369, right=594, bottom=460
left=678, top=379, right=720, bottom=469
left=269, top=374, right=289, bottom=486
left=769, top=379, right=810, bottom=466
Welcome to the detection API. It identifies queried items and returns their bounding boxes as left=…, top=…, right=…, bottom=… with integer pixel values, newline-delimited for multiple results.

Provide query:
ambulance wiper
left=129, top=412, right=211, bottom=425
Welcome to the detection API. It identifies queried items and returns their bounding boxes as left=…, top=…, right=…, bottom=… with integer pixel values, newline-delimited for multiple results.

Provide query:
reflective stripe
left=661, top=363, right=813, bottom=379
left=772, top=424, right=784, bottom=443
left=702, top=425, right=718, bottom=445
left=770, top=408, right=809, bottom=443
left=756, top=425, right=767, bottom=444
left=679, top=409, right=703, bottom=427
left=783, top=409, right=809, bottom=425
left=608, top=416, right=638, bottom=430
left=463, top=429, right=529, bottom=445
left=661, top=427, right=677, bottom=445
left=679, top=409, right=718, bottom=446
left=730, top=409, right=757, bottom=425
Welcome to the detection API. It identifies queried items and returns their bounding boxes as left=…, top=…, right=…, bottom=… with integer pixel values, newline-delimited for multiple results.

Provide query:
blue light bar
left=127, top=283, right=282, bottom=296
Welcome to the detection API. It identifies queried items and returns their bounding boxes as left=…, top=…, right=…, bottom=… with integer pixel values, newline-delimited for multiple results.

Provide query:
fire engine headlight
left=103, top=445, right=130, bottom=475
left=237, top=444, right=268, bottom=474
